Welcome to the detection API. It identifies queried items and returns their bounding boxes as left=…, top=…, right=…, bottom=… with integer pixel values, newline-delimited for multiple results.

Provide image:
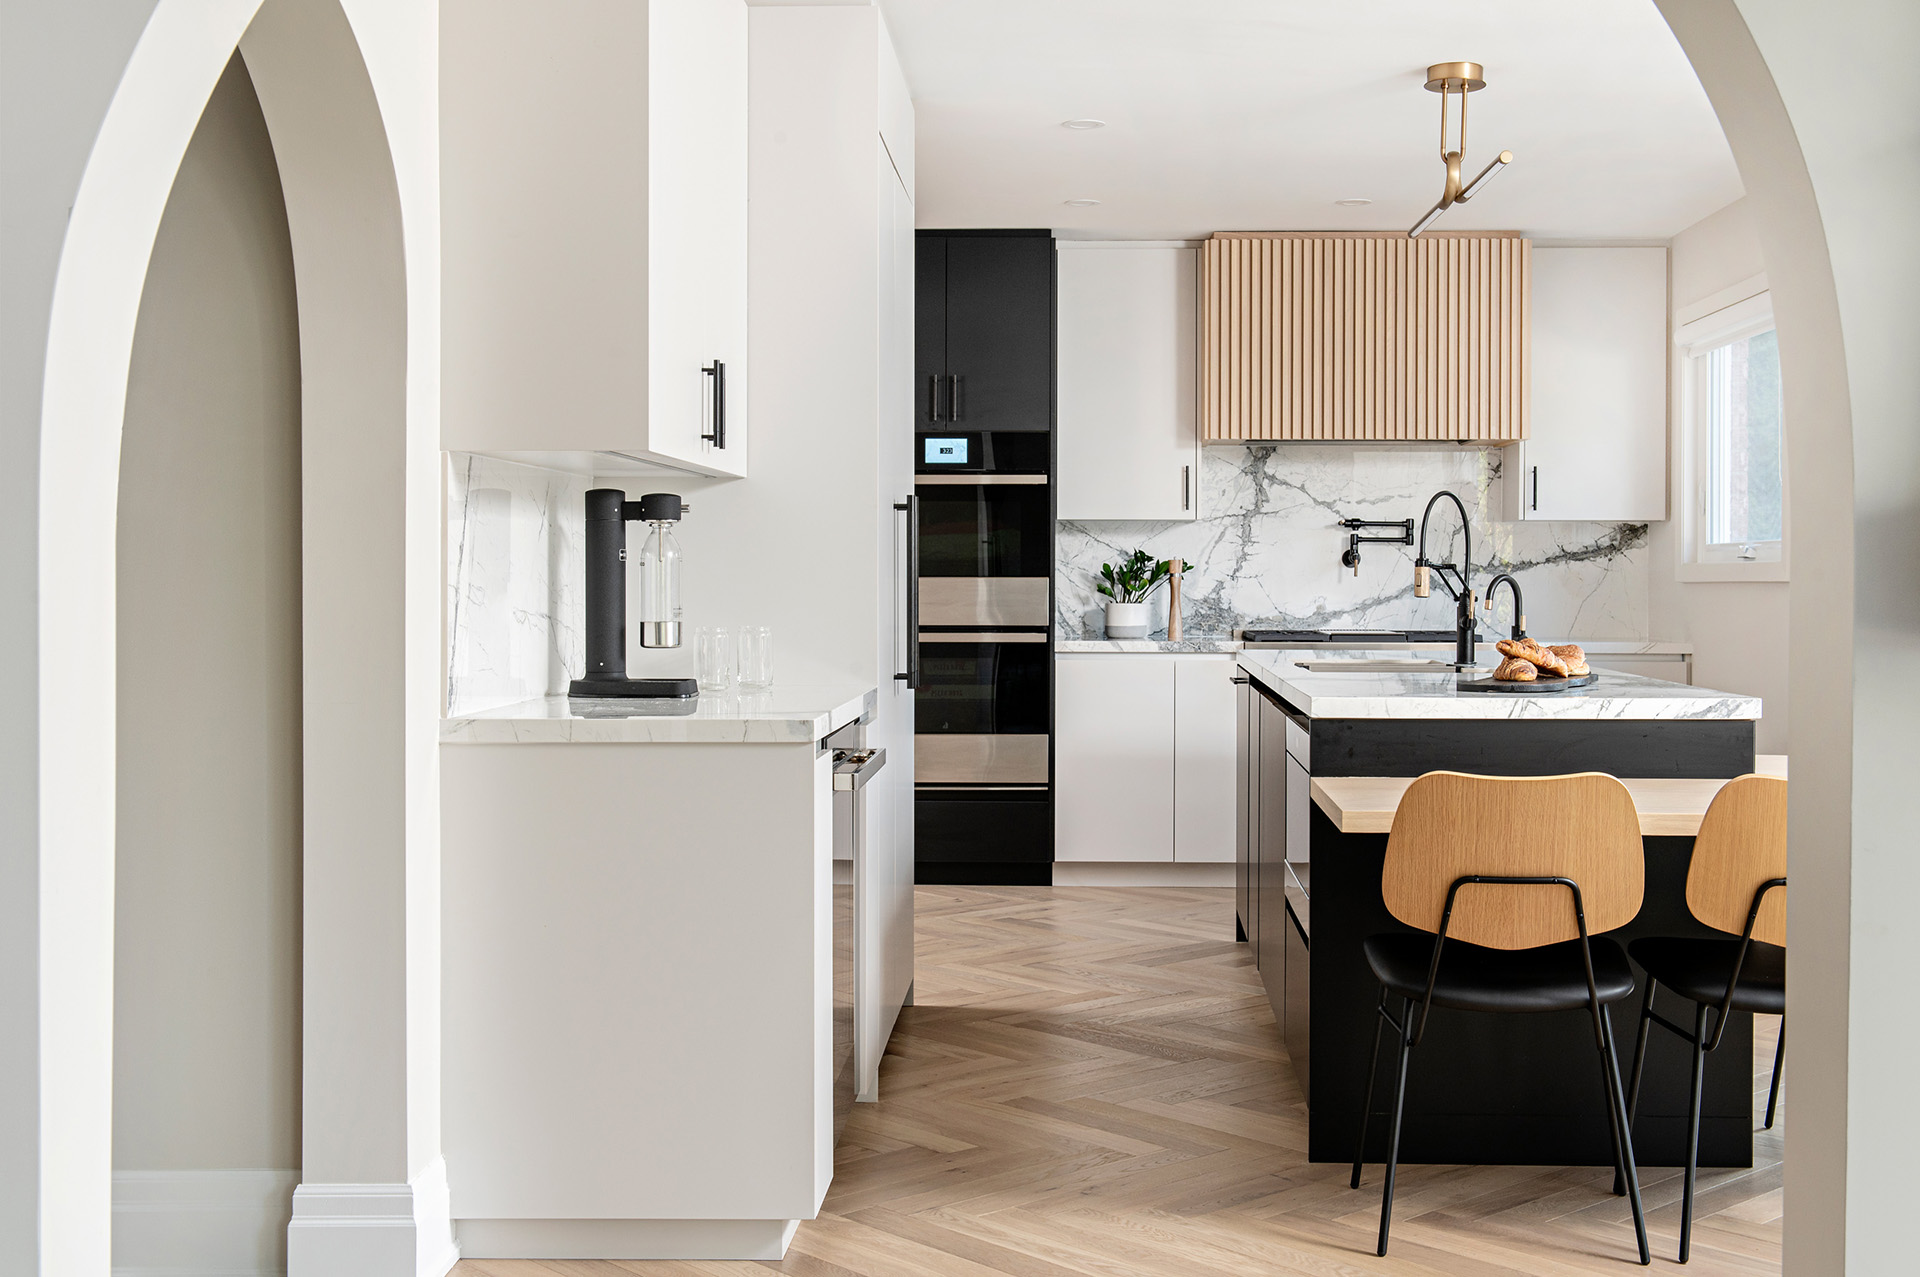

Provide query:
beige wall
left=114, top=54, right=302, bottom=1174
left=1647, top=197, right=1791, bottom=753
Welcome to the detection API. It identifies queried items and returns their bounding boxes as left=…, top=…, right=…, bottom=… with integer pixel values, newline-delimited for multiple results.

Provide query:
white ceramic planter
left=1104, top=601, right=1150, bottom=639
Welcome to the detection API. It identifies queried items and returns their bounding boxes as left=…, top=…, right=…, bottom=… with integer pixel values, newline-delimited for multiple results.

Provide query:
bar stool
left=1350, top=771, right=1650, bottom=1265
left=1621, top=773, right=1786, bottom=1263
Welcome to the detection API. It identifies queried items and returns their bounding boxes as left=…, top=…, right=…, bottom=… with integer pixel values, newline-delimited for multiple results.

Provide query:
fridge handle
left=894, top=496, right=920, bottom=689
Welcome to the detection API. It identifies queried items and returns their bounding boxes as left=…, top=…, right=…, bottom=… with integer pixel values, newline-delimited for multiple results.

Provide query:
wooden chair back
left=1383, top=772, right=1645, bottom=950
left=1686, top=774, right=1788, bottom=946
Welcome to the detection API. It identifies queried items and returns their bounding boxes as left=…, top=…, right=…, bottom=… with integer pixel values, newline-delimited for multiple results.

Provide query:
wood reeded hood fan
left=1409, top=61, right=1514, bottom=237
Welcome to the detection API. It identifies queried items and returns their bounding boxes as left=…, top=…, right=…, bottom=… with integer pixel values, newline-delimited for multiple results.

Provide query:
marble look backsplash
left=1057, top=445, right=1649, bottom=641
left=445, top=453, right=586, bottom=716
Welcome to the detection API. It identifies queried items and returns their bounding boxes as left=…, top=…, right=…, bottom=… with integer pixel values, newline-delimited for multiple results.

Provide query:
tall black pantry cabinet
left=915, top=230, right=1055, bottom=433
left=913, top=229, right=1057, bottom=885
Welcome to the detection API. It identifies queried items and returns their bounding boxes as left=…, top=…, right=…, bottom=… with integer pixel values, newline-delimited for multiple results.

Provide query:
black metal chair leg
left=1680, top=1000, right=1709, bottom=1264
left=1598, top=1004, right=1651, bottom=1266
left=1598, top=1018, right=1631, bottom=1200
left=1764, top=1019, right=1785, bottom=1130
left=1376, top=997, right=1417, bottom=1257
left=1352, top=989, right=1388, bottom=1189
left=1614, top=978, right=1657, bottom=1198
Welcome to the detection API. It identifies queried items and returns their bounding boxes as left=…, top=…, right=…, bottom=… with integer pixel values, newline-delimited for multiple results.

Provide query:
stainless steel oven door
left=914, top=632, right=1049, bottom=785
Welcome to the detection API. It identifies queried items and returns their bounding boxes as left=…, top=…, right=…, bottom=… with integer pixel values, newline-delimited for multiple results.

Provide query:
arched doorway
left=34, top=0, right=442, bottom=1271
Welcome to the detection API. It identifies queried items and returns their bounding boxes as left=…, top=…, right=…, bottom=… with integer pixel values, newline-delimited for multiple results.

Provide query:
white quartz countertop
left=1057, top=637, right=1695, bottom=656
left=1236, top=649, right=1758, bottom=721
left=441, top=682, right=877, bottom=744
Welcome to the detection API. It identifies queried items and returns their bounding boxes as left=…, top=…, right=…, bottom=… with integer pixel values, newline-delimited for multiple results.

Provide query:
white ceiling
left=878, top=0, right=1743, bottom=240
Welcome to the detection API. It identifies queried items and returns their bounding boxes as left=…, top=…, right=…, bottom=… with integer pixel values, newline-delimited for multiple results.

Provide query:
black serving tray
left=1456, top=671, right=1598, bottom=694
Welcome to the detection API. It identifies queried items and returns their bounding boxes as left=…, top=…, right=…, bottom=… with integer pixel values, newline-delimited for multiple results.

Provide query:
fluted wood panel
left=1203, top=232, right=1529, bottom=442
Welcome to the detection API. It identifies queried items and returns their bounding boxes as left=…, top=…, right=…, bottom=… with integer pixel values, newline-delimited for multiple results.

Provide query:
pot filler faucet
left=1413, top=490, right=1478, bottom=666
left=568, top=489, right=700, bottom=699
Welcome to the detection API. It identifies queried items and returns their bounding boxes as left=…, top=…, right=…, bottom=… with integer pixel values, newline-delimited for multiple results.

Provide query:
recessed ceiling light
left=1336, top=198, right=1374, bottom=207
left=1064, top=198, right=1101, bottom=207
left=1060, top=118, right=1106, bottom=130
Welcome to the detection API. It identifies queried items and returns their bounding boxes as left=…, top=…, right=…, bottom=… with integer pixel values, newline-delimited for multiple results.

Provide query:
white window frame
left=1673, top=274, right=1789, bottom=582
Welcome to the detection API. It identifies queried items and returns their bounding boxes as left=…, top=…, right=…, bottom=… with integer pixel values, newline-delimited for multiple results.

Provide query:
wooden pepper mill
left=1166, top=560, right=1183, bottom=642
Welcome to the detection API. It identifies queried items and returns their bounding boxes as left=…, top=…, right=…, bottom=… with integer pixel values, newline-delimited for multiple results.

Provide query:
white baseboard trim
left=455, top=1217, right=800, bottom=1260
left=1052, top=861, right=1234, bottom=887
left=286, top=1157, right=457, bottom=1277
left=112, top=1167, right=298, bottom=1277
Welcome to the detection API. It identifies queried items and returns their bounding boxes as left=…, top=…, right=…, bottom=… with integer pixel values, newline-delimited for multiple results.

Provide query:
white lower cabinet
left=1056, top=654, right=1235, bottom=863
left=1173, top=657, right=1237, bottom=863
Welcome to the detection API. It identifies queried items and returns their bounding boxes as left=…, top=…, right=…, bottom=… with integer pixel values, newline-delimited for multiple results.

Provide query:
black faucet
left=1482, top=572, right=1525, bottom=640
left=1413, top=490, right=1477, bottom=666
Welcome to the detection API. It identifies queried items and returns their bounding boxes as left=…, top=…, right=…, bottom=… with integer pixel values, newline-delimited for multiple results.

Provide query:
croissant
left=1495, top=637, right=1571, bottom=678
left=1493, top=656, right=1538, bottom=681
left=1549, top=644, right=1591, bottom=676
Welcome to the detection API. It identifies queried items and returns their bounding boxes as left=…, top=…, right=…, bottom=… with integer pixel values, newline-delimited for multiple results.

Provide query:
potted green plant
left=1096, top=551, right=1191, bottom=639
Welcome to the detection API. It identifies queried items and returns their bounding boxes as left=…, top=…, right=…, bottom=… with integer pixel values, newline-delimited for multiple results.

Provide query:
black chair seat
left=1628, top=936, right=1786, bottom=1015
left=1363, top=932, right=1636, bottom=1014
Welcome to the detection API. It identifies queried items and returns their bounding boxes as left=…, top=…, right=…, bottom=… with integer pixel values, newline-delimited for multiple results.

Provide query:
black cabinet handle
left=1183, top=464, right=1191, bottom=510
left=928, top=374, right=942, bottom=422
left=702, top=361, right=726, bottom=449
left=1530, top=464, right=1538, bottom=512
left=949, top=373, right=963, bottom=421
left=894, top=496, right=919, bottom=689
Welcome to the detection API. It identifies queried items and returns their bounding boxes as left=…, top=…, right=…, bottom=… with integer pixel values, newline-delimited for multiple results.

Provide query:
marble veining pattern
left=441, top=684, right=877, bottom=744
left=1238, top=650, right=1761, bottom=721
left=1058, top=445, right=1649, bottom=643
left=445, top=453, right=587, bottom=717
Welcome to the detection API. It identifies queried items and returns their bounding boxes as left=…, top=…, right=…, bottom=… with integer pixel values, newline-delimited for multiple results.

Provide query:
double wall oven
left=913, top=431, right=1053, bottom=884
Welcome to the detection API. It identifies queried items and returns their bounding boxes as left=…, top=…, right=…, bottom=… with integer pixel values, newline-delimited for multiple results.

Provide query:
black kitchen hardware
left=894, top=496, right=919, bottom=689
left=1482, top=572, right=1526, bottom=639
left=569, top=489, right=697, bottom=698
left=1412, top=490, right=1479, bottom=666
left=701, top=360, right=726, bottom=448
left=916, top=230, right=1055, bottom=433
left=1337, top=517, right=1415, bottom=574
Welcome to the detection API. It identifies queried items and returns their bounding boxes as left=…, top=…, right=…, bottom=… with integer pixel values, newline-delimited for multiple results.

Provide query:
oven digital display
left=923, top=437, right=969, bottom=465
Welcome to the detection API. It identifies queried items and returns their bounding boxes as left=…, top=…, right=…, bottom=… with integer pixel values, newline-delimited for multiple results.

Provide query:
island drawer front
left=1306, top=718, right=1755, bottom=780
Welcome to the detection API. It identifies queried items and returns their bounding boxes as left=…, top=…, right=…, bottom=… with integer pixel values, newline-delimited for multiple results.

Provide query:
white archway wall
left=1657, top=0, right=1920, bottom=1271
left=15, top=1, right=448, bottom=1272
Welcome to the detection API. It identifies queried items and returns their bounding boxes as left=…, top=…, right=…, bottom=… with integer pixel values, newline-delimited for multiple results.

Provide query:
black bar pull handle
left=1530, top=464, right=1539, bottom=512
left=949, top=373, right=963, bottom=421
left=702, top=361, right=727, bottom=448
left=928, top=374, right=942, bottom=422
left=894, top=496, right=920, bottom=689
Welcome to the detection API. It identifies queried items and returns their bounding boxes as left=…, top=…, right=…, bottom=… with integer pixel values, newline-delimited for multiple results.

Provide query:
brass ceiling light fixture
left=1408, top=62, right=1513, bottom=238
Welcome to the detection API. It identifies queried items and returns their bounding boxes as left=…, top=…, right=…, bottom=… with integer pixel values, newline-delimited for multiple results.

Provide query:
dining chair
left=1620, top=773, right=1786, bottom=1263
left=1350, top=770, right=1651, bottom=1265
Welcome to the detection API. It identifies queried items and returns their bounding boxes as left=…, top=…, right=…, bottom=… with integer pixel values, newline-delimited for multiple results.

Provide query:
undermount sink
left=1293, top=658, right=1472, bottom=672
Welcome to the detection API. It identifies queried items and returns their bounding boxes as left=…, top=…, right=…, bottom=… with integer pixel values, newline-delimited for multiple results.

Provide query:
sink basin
left=1294, top=658, right=1472, bottom=672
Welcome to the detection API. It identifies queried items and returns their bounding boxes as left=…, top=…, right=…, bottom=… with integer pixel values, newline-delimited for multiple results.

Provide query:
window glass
left=1704, top=328, right=1783, bottom=547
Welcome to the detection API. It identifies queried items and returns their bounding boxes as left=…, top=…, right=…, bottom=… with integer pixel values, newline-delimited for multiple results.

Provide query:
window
left=1676, top=279, right=1788, bottom=579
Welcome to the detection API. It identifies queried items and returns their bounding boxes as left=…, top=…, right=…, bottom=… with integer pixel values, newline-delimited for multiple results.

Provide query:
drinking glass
left=738, top=626, right=775, bottom=689
left=695, top=625, right=733, bottom=692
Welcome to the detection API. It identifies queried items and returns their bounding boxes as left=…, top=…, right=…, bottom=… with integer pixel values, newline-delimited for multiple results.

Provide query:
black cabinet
left=916, top=231, right=1054, bottom=433
left=1255, top=693, right=1290, bottom=1029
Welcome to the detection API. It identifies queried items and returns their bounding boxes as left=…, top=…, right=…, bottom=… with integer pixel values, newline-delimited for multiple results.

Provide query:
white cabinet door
left=1057, top=243, right=1200, bottom=521
left=1508, top=246, right=1668, bottom=521
left=1055, top=656, right=1175, bottom=862
left=1173, top=657, right=1237, bottom=863
left=442, top=0, right=748, bottom=477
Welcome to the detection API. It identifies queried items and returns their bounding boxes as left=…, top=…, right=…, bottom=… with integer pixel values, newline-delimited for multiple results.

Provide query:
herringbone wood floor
left=454, top=885, right=1783, bottom=1276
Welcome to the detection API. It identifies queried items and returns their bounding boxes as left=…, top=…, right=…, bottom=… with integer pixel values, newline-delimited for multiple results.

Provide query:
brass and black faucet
left=1482, top=572, right=1525, bottom=640
left=1413, top=490, right=1477, bottom=666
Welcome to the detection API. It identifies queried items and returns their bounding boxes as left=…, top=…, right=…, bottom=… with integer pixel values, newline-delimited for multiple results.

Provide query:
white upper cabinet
left=1506, top=246, right=1668, bottom=521
left=1057, top=242, right=1201, bottom=521
left=441, top=0, right=749, bottom=477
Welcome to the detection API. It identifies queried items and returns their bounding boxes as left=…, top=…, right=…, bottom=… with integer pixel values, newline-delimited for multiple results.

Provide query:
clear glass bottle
left=634, top=517, right=683, bottom=648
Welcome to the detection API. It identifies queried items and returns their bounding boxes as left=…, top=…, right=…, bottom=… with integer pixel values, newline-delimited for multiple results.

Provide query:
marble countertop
left=1057, top=637, right=1695, bottom=656
left=1236, top=649, right=1758, bottom=721
left=441, top=682, right=877, bottom=744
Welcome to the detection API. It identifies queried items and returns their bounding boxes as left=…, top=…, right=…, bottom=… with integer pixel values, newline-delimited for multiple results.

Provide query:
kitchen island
left=1233, top=650, right=1763, bottom=1170
left=438, top=683, right=911, bottom=1260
